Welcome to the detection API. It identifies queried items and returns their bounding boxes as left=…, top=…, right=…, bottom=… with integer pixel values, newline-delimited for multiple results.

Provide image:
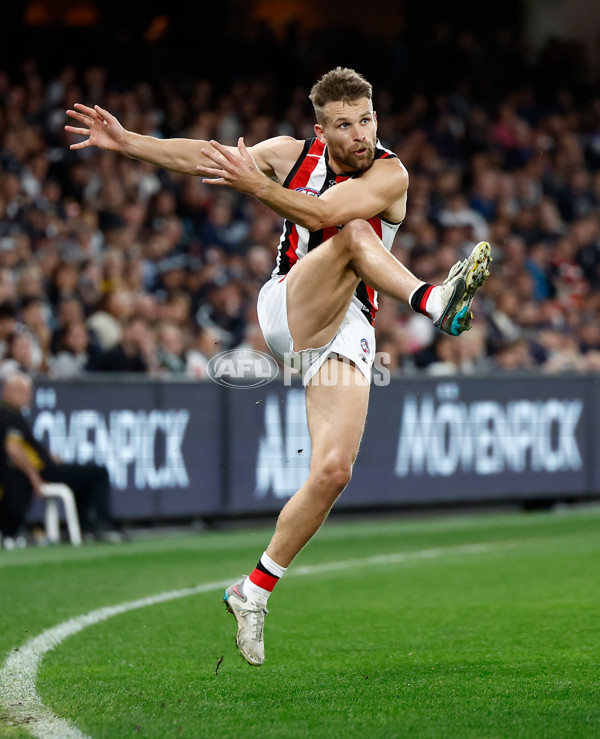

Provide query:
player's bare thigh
left=306, top=356, right=371, bottom=448
left=305, top=357, right=370, bottom=477
left=286, top=228, right=362, bottom=351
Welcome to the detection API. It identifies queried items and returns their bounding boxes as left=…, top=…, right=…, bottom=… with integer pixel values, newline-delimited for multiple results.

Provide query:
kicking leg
left=286, top=219, right=491, bottom=349
left=286, top=219, right=420, bottom=350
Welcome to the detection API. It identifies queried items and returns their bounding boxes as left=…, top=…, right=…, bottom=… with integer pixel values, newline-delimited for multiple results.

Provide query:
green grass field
left=1, top=507, right=600, bottom=738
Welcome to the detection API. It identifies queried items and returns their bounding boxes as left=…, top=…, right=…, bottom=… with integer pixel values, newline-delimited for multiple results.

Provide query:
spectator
left=47, top=261, right=79, bottom=307
left=155, top=321, right=187, bottom=374
left=16, top=264, right=45, bottom=301
left=51, top=296, right=86, bottom=353
left=86, top=290, right=130, bottom=350
left=19, top=296, right=51, bottom=371
left=186, top=326, right=221, bottom=378
left=48, top=319, right=101, bottom=378
left=195, top=272, right=247, bottom=349
left=160, top=291, right=192, bottom=328
left=0, top=302, right=17, bottom=361
left=491, top=339, right=534, bottom=371
left=0, top=330, right=35, bottom=379
left=0, top=372, right=124, bottom=544
left=95, top=316, right=157, bottom=373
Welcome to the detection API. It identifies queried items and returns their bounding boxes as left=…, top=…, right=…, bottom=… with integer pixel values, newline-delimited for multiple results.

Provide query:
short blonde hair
left=309, top=67, right=373, bottom=124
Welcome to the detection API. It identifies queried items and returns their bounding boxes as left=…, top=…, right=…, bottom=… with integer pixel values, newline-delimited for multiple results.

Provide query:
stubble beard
left=338, top=140, right=376, bottom=171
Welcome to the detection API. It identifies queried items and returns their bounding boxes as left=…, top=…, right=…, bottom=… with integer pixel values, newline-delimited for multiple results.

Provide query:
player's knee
left=313, top=451, right=353, bottom=496
left=344, top=219, right=372, bottom=240
left=339, top=219, right=373, bottom=255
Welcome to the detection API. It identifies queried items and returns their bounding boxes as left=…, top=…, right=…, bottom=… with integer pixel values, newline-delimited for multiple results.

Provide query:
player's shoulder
left=250, top=136, right=304, bottom=157
left=249, top=136, right=305, bottom=179
left=368, top=154, right=408, bottom=188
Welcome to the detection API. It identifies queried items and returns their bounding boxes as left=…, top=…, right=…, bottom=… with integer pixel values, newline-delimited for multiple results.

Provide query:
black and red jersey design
left=272, top=138, right=401, bottom=325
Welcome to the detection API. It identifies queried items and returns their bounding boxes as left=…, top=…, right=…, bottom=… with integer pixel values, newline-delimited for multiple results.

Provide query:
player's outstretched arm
left=65, top=103, right=286, bottom=177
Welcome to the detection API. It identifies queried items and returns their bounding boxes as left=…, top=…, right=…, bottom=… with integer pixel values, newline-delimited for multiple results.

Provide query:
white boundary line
left=0, top=542, right=504, bottom=738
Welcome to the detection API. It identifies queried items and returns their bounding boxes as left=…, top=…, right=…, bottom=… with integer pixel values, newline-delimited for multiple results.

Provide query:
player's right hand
left=65, top=103, right=126, bottom=152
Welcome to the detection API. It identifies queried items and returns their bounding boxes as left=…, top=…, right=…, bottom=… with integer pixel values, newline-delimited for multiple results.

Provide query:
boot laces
left=241, top=606, right=268, bottom=640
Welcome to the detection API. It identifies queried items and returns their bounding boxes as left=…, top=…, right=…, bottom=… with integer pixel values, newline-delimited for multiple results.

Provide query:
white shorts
left=257, top=275, right=376, bottom=386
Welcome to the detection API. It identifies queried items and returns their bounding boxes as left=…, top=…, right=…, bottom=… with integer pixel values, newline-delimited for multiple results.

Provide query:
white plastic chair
left=40, top=483, right=82, bottom=546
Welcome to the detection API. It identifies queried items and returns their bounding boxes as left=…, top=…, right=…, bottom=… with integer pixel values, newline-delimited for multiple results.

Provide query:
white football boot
left=434, top=241, right=492, bottom=335
left=224, top=577, right=267, bottom=666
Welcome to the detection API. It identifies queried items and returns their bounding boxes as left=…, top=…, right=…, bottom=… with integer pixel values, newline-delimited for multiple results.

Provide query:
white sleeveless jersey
left=272, top=137, right=401, bottom=324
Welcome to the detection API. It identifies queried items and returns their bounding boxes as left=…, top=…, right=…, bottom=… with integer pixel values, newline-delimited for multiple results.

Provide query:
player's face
left=315, top=98, right=377, bottom=173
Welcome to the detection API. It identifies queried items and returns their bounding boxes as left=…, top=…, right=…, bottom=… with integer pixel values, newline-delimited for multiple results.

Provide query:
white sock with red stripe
left=243, top=552, right=287, bottom=607
left=408, top=281, right=443, bottom=321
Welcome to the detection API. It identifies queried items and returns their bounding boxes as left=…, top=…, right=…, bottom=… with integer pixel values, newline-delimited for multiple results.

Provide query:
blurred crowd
left=1, top=25, right=600, bottom=379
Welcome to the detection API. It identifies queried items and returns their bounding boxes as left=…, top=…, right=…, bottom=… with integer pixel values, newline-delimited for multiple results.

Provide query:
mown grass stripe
left=4, top=506, right=597, bottom=570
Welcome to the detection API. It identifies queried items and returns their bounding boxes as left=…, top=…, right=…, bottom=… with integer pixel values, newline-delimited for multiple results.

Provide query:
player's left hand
left=197, top=138, right=265, bottom=194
